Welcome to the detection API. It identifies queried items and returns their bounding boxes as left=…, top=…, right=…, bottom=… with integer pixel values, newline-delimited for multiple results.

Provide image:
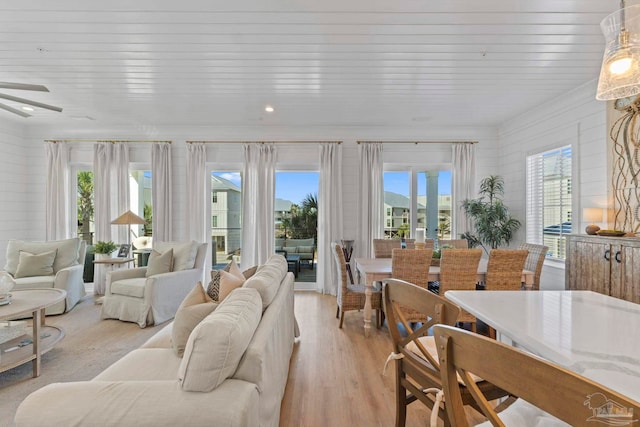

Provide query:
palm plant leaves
left=462, top=175, right=521, bottom=252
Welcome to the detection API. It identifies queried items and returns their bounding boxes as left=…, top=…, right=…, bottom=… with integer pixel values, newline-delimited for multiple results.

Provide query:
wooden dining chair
left=332, top=242, right=382, bottom=329
left=438, top=248, right=483, bottom=332
left=519, top=243, right=549, bottom=290
left=433, top=324, right=640, bottom=427
left=373, top=239, right=401, bottom=258
left=391, top=248, right=433, bottom=323
left=383, top=279, right=509, bottom=427
left=484, top=249, right=529, bottom=291
left=438, top=239, right=468, bottom=249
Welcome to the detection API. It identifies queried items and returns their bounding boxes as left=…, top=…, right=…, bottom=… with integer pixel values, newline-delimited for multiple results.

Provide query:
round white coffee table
left=0, top=288, right=66, bottom=377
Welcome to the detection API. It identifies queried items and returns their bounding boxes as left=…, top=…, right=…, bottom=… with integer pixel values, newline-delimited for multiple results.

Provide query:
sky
left=384, top=170, right=452, bottom=196
left=213, top=171, right=319, bottom=205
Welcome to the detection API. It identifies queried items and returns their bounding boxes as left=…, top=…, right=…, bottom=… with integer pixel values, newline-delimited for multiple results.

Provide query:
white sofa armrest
left=143, top=268, right=202, bottom=325
left=53, top=264, right=86, bottom=312
left=15, top=379, right=259, bottom=427
left=109, top=266, right=147, bottom=282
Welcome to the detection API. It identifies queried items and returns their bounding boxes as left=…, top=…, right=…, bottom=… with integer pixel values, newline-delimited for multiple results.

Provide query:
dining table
left=354, top=257, right=534, bottom=337
left=444, top=290, right=640, bottom=403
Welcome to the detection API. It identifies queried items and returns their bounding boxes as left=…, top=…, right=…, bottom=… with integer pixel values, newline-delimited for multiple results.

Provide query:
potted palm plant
left=461, top=175, right=521, bottom=254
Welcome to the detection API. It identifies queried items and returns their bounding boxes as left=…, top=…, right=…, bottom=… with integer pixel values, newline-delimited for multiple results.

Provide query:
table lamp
left=111, top=210, right=146, bottom=244
left=583, top=208, right=604, bottom=235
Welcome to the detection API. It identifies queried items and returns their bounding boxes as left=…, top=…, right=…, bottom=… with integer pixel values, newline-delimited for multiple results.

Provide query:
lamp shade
left=583, top=208, right=604, bottom=223
left=597, top=4, right=640, bottom=100
left=111, top=210, right=146, bottom=225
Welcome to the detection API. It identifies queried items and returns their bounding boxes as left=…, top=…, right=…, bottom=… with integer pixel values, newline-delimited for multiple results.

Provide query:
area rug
left=0, top=293, right=166, bottom=427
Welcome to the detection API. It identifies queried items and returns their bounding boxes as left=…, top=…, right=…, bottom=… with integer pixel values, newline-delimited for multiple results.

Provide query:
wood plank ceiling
left=0, top=0, right=621, bottom=127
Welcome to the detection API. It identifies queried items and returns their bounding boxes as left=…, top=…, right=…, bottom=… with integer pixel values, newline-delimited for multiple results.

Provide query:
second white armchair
left=101, top=241, right=207, bottom=328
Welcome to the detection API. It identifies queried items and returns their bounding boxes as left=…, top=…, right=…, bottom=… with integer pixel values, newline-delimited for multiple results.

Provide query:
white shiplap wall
left=498, top=80, right=608, bottom=290
left=0, top=119, right=29, bottom=264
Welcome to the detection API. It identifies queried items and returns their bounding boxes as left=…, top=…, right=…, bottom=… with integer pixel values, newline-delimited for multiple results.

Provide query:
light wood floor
left=280, top=292, right=483, bottom=427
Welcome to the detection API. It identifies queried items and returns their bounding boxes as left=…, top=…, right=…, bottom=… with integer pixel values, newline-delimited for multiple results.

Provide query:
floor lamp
left=111, top=210, right=146, bottom=246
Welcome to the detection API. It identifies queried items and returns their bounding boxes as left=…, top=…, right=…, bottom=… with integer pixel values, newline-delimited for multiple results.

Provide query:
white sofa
left=2, top=237, right=87, bottom=314
left=16, top=255, right=297, bottom=427
left=101, top=241, right=207, bottom=328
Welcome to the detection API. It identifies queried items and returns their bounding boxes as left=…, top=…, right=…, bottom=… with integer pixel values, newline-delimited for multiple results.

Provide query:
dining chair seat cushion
left=406, top=336, right=483, bottom=384
left=110, top=278, right=146, bottom=298
left=475, top=398, right=569, bottom=427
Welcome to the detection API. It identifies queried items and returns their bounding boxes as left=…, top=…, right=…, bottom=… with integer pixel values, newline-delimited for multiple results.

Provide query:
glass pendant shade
left=597, top=5, right=640, bottom=100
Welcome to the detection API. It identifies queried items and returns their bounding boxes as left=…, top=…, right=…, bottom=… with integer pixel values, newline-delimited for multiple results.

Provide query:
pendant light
left=596, top=1, right=640, bottom=100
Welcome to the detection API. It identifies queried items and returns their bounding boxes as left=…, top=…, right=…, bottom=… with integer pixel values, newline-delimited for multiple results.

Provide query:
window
left=526, top=146, right=572, bottom=259
left=211, top=172, right=242, bottom=268
left=76, top=171, right=94, bottom=245
left=383, top=169, right=452, bottom=240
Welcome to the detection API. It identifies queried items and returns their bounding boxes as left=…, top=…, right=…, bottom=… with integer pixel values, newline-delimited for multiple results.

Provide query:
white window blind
left=526, top=145, right=572, bottom=260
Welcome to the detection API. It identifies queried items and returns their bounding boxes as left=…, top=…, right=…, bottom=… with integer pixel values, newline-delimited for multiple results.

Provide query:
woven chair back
left=331, top=242, right=349, bottom=299
left=439, top=248, right=482, bottom=324
left=519, top=243, right=549, bottom=290
left=485, top=249, right=529, bottom=291
left=391, top=248, right=433, bottom=288
left=373, top=239, right=400, bottom=258
left=438, top=239, right=469, bottom=249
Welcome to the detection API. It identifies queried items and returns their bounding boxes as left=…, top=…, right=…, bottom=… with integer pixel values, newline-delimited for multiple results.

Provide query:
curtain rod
left=186, top=140, right=341, bottom=144
left=357, top=140, right=477, bottom=145
left=45, top=139, right=172, bottom=144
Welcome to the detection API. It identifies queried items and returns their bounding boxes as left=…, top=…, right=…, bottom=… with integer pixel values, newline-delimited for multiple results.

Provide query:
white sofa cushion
left=172, top=283, right=218, bottom=357
left=242, top=255, right=287, bottom=310
left=178, top=287, right=262, bottom=392
left=110, top=278, right=146, bottom=298
left=4, top=237, right=80, bottom=275
left=94, top=348, right=182, bottom=381
left=155, top=241, right=198, bottom=271
left=14, top=250, right=57, bottom=278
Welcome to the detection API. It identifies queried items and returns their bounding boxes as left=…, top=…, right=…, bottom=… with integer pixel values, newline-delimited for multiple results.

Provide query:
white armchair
left=101, top=242, right=207, bottom=328
left=2, top=238, right=87, bottom=315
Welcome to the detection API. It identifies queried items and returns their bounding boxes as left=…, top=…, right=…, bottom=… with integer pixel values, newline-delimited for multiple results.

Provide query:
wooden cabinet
left=566, top=235, right=640, bottom=303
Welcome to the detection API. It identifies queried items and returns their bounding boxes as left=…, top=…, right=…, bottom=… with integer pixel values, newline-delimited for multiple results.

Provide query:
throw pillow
left=223, top=259, right=245, bottom=281
left=242, top=265, right=258, bottom=279
left=207, top=269, right=245, bottom=302
left=178, top=287, right=262, bottom=392
left=172, top=282, right=218, bottom=357
left=14, top=250, right=57, bottom=278
left=145, top=248, right=174, bottom=277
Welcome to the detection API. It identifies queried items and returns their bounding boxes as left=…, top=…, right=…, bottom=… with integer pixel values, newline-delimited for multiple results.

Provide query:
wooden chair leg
left=488, top=326, right=496, bottom=339
left=395, top=362, right=407, bottom=427
left=339, top=311, right=345, bottom=328
left=336, top=305, right=340, bottom=319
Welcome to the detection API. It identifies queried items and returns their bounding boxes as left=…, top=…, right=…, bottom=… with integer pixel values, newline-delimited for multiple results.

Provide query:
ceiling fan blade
left=0, top=82, right=49, bottom=92
left=0, top=92, right=62, bottom=112
left=0, top=102, right=31, bottom=117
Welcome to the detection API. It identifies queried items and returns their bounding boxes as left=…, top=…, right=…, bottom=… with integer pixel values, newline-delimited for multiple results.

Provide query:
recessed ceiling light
left=21, top=106, right=34, bottom=111
left=264, top=105, right=275, bottom=113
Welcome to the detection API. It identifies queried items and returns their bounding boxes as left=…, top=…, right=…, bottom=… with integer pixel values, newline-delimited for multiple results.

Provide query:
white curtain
left=45, top=141, right=70, bottom=240
left=93, top=142, right=113, bottom=295
left=317, top=143, right=343, bottom=295
left=186, top=142, right=207, bottom=243
left=152, top=142, right=173, bottom=242
left=452, top=143, right=476, bottom=238
left=241, top=143, right=276, bottom=268
left=112, top=143, right=130, bottom=244
left=356, top=143, right=384, bottom=258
